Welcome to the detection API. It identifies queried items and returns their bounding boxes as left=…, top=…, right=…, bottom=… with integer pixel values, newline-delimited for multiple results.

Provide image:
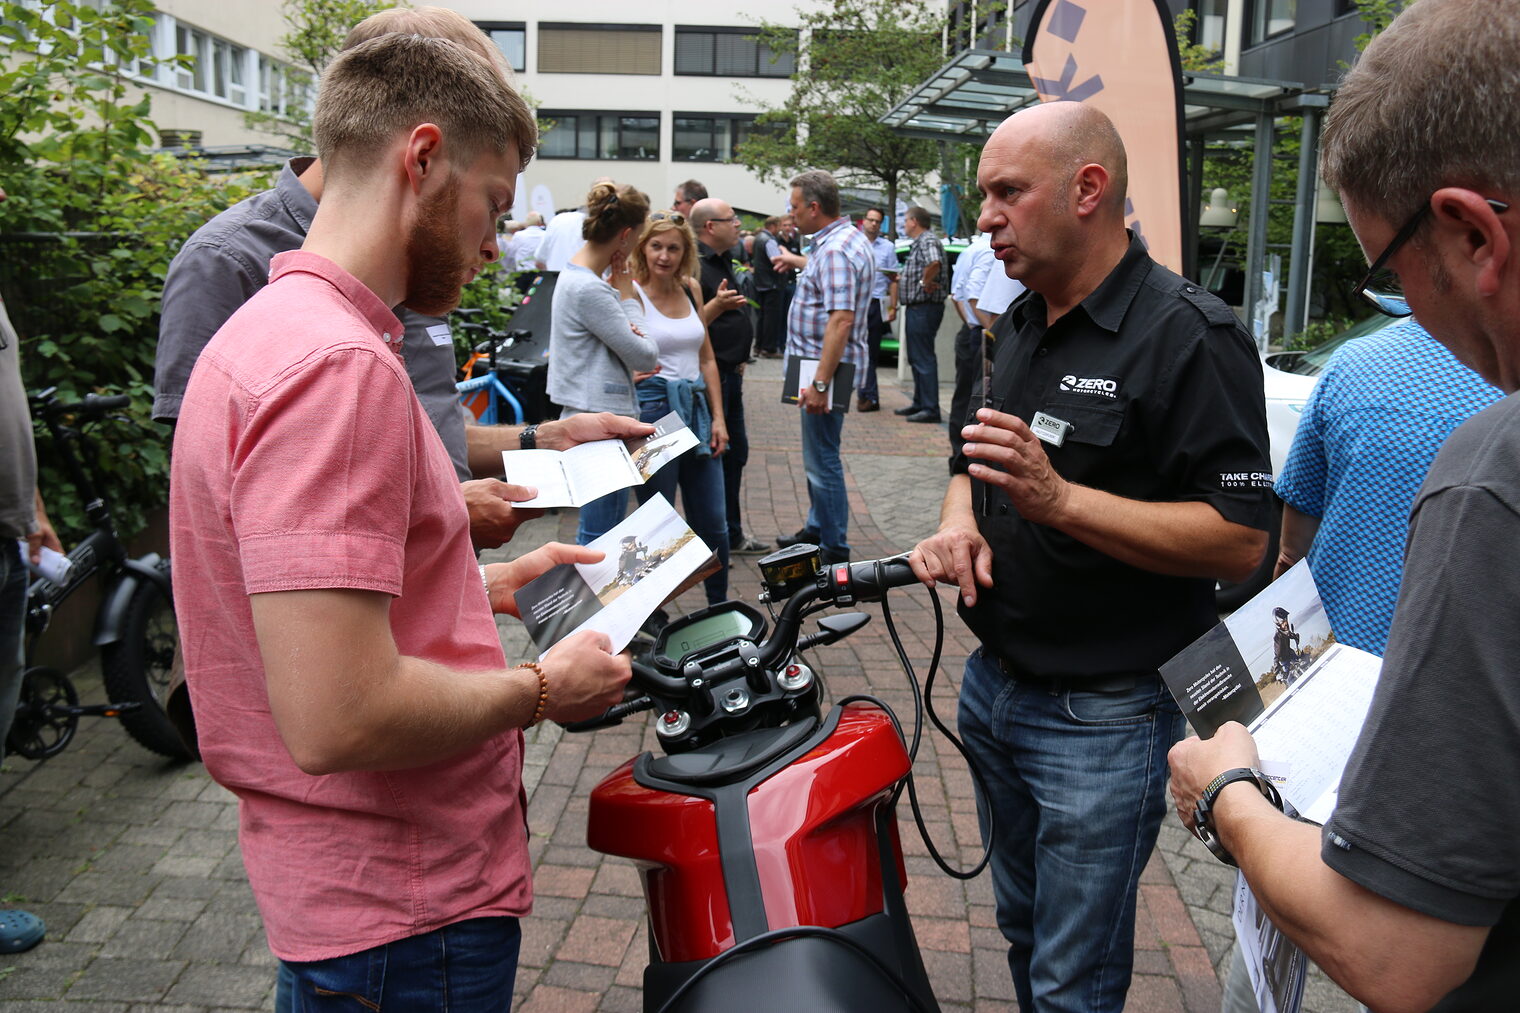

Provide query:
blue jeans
left=799, top=404, right=848, bottom=561
left=576, top=488, right=627, bottom=547
left=275, top=916, right=521, bottom=1012
left=633, top=387, right=728, bottom=605
left=1, top=541, right=27, bottom=751
left=718, top=368, right=749, bottom=548
left=958, top=648, right=1184, bottom=1013
left=905, top=302, right=944, bottom=415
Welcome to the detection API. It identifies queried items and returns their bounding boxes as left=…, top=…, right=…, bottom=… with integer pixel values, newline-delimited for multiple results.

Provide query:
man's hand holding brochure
left=503, top=411, right=697, bottom=508
left=1160, top=561, right=1383, bottom=1013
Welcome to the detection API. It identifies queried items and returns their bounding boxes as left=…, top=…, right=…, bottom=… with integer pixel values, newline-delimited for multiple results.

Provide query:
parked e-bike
left=570, top=543, right=990, bottom=1013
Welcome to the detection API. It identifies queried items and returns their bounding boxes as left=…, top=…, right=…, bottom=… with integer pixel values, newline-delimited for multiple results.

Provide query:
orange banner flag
left=1023, top=0, right=1187, bottom=275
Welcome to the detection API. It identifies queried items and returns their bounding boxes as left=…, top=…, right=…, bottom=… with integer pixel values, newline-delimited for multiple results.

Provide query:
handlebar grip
left=833, top=555, right=917, bottom=601
left=53, top=393, right=132, bottom=418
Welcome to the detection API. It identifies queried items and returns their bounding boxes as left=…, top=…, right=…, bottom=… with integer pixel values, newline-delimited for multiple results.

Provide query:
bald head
left=990, top=103, right=1128, bottom=219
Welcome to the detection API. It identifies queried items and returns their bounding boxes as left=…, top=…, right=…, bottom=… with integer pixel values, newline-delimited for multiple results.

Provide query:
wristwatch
left=1193, top=767, right=1283, bottom=867
left=519, top=423, right=538, bottom=450
left=811, top=379, right=830, bottom=394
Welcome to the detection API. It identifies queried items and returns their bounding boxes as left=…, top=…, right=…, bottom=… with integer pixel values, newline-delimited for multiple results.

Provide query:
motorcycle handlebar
left=754, top=553, right=917, bottom=670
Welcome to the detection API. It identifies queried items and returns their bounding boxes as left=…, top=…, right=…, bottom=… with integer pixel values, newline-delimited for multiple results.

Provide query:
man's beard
left=402, top=174, right=469, bottom=316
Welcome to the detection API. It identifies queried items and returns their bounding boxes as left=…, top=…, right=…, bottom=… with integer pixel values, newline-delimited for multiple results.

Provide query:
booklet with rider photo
left=781, top=357, right=856, bottom=411
left=501, top=410, right=698, bottom=508
left=513, top=494, right=712, bottom=658
left=1162, top=561, right=1386, bottom=1013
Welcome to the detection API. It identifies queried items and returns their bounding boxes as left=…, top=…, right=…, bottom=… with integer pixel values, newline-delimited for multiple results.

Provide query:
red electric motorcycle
left=572, top=544, right=988, bottom=1013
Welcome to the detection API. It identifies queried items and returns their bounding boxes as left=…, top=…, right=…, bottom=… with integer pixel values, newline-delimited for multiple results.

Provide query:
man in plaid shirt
left=775, top=169, right=874, bottom=564
left=897, top=206, right=950, bottom=423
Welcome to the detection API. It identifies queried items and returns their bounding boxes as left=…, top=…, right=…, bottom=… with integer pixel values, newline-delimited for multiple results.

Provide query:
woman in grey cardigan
left=547, top=181, right=659, bottom=544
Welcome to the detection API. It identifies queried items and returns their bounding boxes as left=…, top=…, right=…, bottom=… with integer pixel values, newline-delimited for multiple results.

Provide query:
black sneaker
left=776, top=528, right=820, bottom=549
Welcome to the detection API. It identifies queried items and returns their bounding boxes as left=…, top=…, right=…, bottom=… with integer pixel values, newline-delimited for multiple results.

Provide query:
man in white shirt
left=949, top=233, right=995, bottom=453
left=534, top=208, right=585, bottom=271
left=509, top=211, right=545, bottom=272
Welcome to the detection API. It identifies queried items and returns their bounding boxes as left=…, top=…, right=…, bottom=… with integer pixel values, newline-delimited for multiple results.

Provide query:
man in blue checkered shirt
left=774, top=169, right=874, bottom=564
left=1272, top=318, right=1501, bottom=655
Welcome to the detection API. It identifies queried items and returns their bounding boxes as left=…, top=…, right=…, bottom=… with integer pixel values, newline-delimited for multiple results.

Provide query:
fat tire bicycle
left=6, top=388, right=190, bottom=762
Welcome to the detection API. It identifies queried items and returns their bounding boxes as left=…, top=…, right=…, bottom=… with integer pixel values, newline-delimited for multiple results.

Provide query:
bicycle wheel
left=100, top=574, right=192, bottom=760
left=5, top=667, right=78, bottom=760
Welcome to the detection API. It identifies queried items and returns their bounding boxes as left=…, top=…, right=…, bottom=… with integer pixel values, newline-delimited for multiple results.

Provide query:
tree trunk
left=886, top=175, right=899, bottom=239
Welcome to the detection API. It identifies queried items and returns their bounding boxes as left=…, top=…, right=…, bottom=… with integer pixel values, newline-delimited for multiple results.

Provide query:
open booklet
left=501, top=410, right=699, bottom=508
left=1160, top=560, right=1384, bottom=1013
left=513, top=494, right=712, bottom=659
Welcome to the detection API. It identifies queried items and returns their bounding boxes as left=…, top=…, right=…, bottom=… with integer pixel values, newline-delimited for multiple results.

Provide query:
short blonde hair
left=314, top=32, right=535, bottom=180
left=342, top=6, right=515, bottom=86
left=630, top=214, right=699, bottom=283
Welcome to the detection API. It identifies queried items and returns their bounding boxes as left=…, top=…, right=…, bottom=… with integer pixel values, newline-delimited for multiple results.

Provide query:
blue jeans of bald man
left=958, top=647, right=1184, bottom=1012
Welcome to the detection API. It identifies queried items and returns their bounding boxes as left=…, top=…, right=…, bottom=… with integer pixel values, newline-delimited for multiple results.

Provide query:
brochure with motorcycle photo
left=500, top=411, right=699, bottom=508
left=1163, top=561, right=1386, bottom=1013
left=514, top=494, right=712, bottom=658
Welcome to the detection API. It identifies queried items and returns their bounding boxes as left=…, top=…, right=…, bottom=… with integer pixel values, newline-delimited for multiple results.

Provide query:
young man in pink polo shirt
left=170, top=33, right=630, bottom=1009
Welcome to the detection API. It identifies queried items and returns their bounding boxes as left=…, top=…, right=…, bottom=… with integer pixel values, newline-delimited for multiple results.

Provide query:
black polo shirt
left=953, top=234, right=1273, bottom=682
left=697, top=240, right=754, bottom=371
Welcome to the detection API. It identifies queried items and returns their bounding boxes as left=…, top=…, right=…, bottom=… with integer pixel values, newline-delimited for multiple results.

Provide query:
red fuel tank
left=587, top=702, right=912, bottom=963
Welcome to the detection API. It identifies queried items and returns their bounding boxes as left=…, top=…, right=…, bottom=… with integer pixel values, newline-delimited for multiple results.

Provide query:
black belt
left=983, top=649, right=1150, bottom=694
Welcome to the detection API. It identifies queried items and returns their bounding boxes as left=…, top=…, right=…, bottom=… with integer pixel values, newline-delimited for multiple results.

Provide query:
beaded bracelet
left=522, top=661, right=549, bottom=727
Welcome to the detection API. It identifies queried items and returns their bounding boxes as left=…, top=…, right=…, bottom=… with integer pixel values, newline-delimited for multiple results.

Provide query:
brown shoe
left=857, top=398, right=879, bottom=413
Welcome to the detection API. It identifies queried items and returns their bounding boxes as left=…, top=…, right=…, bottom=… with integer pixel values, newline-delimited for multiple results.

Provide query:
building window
left=672, top=114, right=760, bottom=162
left=476, top=21, right=525, bottom=72
left=1247, top=0, right=1295, bottom=44
left=1196, top=0, right=1229, bottom=54
left=539, top=24, right=660, bottom=75
left=171, top=20, right=259, bottom=106
left=538, top=111, right=660, bottom=160
left=674, top=26, right=795, bottom=77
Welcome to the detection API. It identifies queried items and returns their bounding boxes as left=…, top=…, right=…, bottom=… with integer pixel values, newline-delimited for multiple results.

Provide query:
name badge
left=425, top=324, right=453, bottom=347
left=1030, top=411, right=1072, bottom=447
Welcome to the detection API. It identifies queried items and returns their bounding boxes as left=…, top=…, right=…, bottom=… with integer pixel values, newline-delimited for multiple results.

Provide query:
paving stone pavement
left=1, top=358, right=1355, bottom=1010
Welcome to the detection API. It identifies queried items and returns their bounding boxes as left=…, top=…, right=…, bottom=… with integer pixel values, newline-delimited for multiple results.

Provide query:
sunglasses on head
left=650, top=211, right=686, bottom=224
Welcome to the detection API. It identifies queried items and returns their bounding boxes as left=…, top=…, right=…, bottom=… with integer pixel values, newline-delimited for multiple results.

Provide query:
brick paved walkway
left=0, top=359, right=1358, bottom=1011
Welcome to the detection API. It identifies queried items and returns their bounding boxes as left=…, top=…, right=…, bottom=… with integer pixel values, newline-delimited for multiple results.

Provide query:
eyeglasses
left=1351, top=196, right=1509, bottom=318
left=650, top=211, right=686, bottom=224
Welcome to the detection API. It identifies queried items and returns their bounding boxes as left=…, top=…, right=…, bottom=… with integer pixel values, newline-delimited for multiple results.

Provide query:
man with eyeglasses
left=1169, top=2, right=1520, bottom=1010
left=689, top=198, right=769, bottom=558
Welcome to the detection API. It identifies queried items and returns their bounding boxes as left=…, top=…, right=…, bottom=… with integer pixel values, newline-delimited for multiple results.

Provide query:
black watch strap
left=519, top=423, right=539, bottom=450
left=1193, top=766, right=1282, bottom=867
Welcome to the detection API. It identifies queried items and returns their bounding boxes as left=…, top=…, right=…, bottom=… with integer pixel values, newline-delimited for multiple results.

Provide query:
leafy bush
left=0, top=0, right=269, bottom=541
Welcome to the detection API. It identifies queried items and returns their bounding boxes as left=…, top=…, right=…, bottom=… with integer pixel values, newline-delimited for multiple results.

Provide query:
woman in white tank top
left=629, top=213, right=731, bottom=605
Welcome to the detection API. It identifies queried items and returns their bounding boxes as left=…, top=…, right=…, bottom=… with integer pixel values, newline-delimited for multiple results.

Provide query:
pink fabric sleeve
left=230, top=347, right=415, bottom=596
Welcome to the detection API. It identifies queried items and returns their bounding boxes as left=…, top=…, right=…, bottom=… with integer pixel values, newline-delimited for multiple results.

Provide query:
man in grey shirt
left=157, top=157, right=649, bottom=549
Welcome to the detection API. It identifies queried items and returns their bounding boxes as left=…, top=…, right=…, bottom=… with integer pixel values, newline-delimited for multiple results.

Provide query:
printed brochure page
left=501, top=411, right=698, bottom=508
left=513, top=494, right=711, bottom=658
left=1162, top=560, right=1385, bottom=1013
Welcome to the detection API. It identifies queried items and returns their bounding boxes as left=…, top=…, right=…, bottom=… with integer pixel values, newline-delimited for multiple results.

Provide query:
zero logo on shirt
left=1057, top=374, right=1120, bottom=398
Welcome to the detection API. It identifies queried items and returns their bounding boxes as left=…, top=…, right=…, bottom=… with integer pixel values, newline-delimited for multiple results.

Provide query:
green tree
left=740, top=0, right=960, bottom=229
left=244, top=0, right=405, bottom=151
left=0, top=0, right=265, bottom=539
